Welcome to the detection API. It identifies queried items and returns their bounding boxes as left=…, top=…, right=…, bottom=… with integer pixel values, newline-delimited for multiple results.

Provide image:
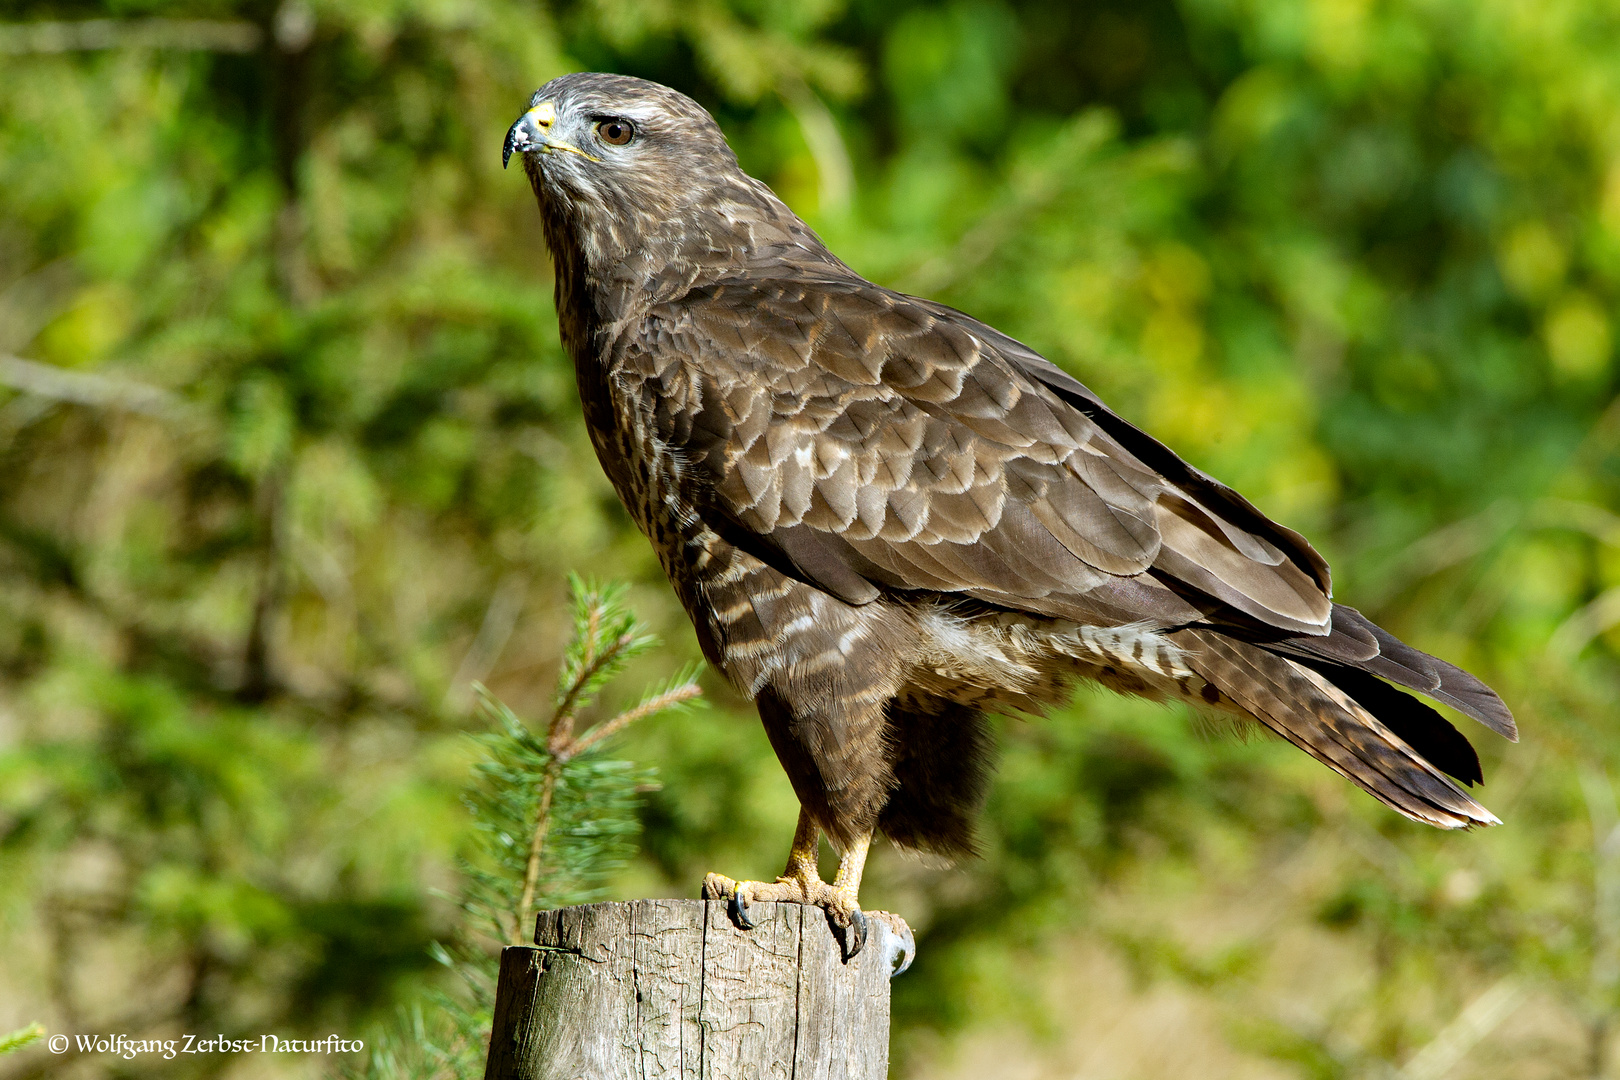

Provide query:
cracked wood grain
left=483, top=899, right=894, bottom=1080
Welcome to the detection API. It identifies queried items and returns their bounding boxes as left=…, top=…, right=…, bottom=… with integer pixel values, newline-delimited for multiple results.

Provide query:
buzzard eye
left=596, top=119, right=634, bottom=146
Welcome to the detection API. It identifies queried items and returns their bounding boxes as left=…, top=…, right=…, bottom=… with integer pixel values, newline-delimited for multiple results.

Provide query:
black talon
left=730, top=892, right=755, bottom=930
left=830, top=907, right=867, bottom=961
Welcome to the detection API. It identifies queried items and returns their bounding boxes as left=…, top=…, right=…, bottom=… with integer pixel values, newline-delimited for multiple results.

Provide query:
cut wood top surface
left=485, top=899, right=909, bottom=1080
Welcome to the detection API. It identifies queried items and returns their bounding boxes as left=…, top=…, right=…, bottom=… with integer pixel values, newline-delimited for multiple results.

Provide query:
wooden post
left=483, top=898, right=912, bottom=1080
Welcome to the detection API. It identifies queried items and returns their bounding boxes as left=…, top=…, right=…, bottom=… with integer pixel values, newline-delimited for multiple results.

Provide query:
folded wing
left=627, top=276, right=1331, bottom=635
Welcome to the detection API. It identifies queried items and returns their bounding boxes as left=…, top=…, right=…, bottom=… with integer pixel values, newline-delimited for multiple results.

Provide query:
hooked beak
left=503, top=101, right=601, bottom=168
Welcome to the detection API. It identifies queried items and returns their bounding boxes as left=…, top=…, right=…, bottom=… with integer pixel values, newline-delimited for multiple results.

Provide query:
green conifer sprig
left=0, top=1024, right=44, bottom=1058
left=350, top=579, right=702, bottom=1079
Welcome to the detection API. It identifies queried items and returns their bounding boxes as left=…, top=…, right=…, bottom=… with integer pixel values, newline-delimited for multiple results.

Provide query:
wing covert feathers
left=1175, top=629, right=1500, bottom=829
left=635, top=278, right=1335, bottom=634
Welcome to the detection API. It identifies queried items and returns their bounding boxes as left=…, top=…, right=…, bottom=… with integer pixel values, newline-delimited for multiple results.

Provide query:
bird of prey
left=504, top=73, right=1515, bottom=957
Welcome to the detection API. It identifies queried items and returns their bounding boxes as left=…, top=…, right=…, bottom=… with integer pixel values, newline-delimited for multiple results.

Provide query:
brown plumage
left=505, top=73, right=1516, bottom=952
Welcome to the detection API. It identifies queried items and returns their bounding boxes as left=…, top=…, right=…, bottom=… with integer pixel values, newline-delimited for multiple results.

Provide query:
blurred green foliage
left=2, top=0, right=1620, bottom=1076
left=353, top=580, right=696, bottom=1080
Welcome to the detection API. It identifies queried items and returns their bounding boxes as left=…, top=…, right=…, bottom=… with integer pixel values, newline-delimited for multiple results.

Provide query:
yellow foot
left=701, top=871, right=869, bottom=960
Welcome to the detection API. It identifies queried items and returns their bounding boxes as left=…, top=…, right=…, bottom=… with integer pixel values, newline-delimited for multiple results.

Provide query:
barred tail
left=1173, top=628, right=1500, bottom=830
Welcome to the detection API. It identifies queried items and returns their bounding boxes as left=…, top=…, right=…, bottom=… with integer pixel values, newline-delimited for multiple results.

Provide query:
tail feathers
left=1340, top=607, right=1517, bottom=741
left=1267, top=605, right=1517, bottom=742
left=1176, top=629, right=1500, bottom=830
left=1305, top=664, right=1482, bottom=786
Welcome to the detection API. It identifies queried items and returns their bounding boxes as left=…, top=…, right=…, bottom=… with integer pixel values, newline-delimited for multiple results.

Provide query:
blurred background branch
left=1399, top=978, right=1527, bottom=1080
left=0, top=19, right=261, bottom=54
left=0, top=354, right=182, bottom=419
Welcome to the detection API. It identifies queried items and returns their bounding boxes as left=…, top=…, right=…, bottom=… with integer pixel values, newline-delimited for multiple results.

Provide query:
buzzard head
left=503, top=73, right=749, bottom=269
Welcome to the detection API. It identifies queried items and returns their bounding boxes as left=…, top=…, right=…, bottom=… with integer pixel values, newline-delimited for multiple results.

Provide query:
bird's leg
left=702, top=809, right=821, bottom=926
left=819, top=835, right=916, bottom=974
left=821, top=829, right=872, bottom=959
left=779, top=806, right=822, bottom=891
left=701, top=811, right=875, bottom=959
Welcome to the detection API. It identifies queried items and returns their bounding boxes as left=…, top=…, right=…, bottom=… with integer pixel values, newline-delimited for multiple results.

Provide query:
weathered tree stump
left=483, top=898, right=912, bottom=1080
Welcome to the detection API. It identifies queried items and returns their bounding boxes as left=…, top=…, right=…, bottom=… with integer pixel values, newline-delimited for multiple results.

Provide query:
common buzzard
left=504, top=73, right=1515, bottom=957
